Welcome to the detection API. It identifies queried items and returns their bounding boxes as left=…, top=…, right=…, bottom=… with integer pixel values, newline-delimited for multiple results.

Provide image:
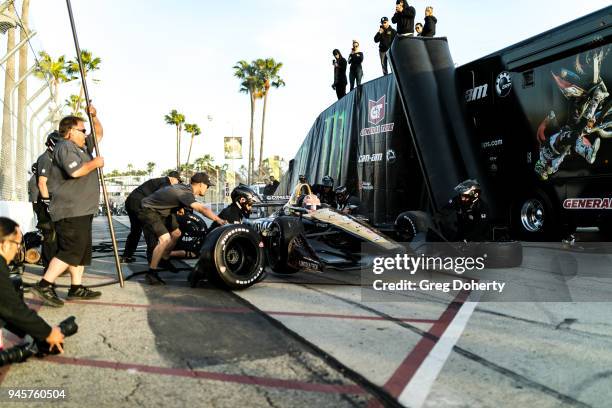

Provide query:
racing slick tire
left=395, top=211, right=433, bottom=241
left=265, top=216, right=304, bottom=274
left=194, top=224, right=265, bottom=290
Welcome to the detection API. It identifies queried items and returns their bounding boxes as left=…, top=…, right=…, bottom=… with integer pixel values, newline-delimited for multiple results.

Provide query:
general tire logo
left=495, top=71, right=512, bottom=97
left=563, top=198, right=612, bottom=210
left=368, top=96, right=386, bottom=125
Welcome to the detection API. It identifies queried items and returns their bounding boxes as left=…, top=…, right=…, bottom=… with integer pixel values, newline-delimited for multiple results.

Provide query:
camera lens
left=0, top=344, right=34, bottom=367
left=59, top=316, right=78, bottom=337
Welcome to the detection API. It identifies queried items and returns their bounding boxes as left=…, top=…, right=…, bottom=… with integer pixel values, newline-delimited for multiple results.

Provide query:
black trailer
left=456, top=7, right=612, bottom=239
left=277, top=6, right=611, bottom=240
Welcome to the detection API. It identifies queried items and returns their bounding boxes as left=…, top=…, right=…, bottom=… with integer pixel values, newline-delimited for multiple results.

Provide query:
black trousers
left=123, top=204, right=143, bottom=258
left=335, top=84, right=346, bottom=100
left=32, top=202, right=57, bottom=270
left=349, top=68, right=363, bottom=90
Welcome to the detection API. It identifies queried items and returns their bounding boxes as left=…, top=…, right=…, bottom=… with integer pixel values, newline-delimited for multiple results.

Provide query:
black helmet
left=322, top=175, right=334, bottom=187
left=335, top=185, right=348, bottom=202
left=298, top=174, right=307, bottom=183
left=453, top=179, right=481, bottom=209
left=45, top=130, right=62, bottom=151
left=230, top=184, right=261, bottom=216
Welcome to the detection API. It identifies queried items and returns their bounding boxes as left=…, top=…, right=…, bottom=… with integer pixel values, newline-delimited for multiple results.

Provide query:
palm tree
left=127, top=163, right=134, bottom=175
left=146, top=162, right=156, bottom=176
left=164, top=109, right=185, bottom=171
left=194, top=154, right=215, bottom=172
left=15, top=0, right=31, bottom=200
left=34, top=51, right=70, bottom=106
left=184, top=123, right=201, bottom=166
left=255, top=58, right=285, bottom=177
left=64, top=94, right=86, bottom=116
left=66, top=49, right=101, bottom=108
left=233, top=60, right=264, bottom=184
left=0, top=5, right=16, bottom=200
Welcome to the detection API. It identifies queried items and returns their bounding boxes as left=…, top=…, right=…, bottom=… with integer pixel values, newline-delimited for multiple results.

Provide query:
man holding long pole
left=32, top=107, right=104, bottom=307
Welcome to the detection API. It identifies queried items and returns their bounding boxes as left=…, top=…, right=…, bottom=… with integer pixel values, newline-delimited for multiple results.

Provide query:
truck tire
left=513, top=191, right=561, bottom=241
left=599, top=221, right=612, bottom=240
left=265, top=216, right=304, bottom=274
left=195, top=224, right=265, bottom=290
left=395, top=211, right=433, bottom=241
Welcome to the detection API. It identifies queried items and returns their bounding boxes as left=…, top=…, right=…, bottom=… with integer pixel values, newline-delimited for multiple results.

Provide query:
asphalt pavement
left=0, top=217, right=611, bottom=408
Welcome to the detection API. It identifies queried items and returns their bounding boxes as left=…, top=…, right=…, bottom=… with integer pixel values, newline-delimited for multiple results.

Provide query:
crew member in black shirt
left=210, top=185, right=259, bottom=229
left=332, top=49, right=348, bottom=100
left=0, top=217, right=64, bottom=353
left=335, top=186, right=362, bottom=215
left=392, top=0, right=416, bottom=36
left=120, top=171, right=182, bottom=263
left=32, top=107, right=105, bottom=308
left=421, top=6, right=437, bottom=37
left=139, top=173, right=227, bottom=285
left=374, top=17, right=396, bottom=75
left=348, top=40, right=364, bottom=91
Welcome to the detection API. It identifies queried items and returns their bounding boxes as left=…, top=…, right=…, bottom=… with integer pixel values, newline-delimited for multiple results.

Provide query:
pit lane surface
left=1, top=217, right=611, bottom=407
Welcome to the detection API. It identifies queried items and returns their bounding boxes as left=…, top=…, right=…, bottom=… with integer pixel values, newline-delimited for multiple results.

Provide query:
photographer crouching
left=0, top=217, right=66, bottom=362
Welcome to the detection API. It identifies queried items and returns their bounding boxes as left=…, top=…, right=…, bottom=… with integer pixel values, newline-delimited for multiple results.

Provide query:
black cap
left=167, top=171, right=182, bottom=183
left=191, top=172, right=214, bottom=186
left=381, top=17, right=388, bottom=23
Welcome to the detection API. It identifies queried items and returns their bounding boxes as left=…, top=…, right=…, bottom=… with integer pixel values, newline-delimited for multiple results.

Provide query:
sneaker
left=31, top=283, right=64, bottom=308
left=67, top=286, right=102, bottom=300
left=158, top=259, right=178, bottom=273
left=145, top=271, right=166, bottom=286
left=120, top=255, right=136, bottom=263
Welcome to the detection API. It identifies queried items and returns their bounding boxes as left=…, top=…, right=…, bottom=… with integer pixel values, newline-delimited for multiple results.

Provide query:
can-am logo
left=495, top=71, right=512, bottom=97
left=563, top=198, right=612, bottom=210
left=465, top=84, right=488, bottom=102
left=368, top=96, right=386, bottom=125
left=358, top=153, right=384, bottom=163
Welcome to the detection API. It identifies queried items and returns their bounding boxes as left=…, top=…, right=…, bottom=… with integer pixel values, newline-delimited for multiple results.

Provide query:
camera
left=0, top=316, right=79, bottom=367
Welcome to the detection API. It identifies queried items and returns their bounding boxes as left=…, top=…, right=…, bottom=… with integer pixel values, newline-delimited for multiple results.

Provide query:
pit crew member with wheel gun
left=139, top=173, right=227, bottom=285
left=210, top=185, right=260, bottom=229
left=0, top=217, right=64, bottom=357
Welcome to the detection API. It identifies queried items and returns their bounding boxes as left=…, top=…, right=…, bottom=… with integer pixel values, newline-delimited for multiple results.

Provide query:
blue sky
left=9, top=0, right=610, bottom=173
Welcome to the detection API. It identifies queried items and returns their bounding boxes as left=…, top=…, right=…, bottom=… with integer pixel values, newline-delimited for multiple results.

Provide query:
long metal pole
left=65, top=0, right=124, bottom=287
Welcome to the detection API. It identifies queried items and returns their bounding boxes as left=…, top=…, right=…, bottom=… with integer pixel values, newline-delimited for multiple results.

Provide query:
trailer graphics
left=534, top=45, right=611, bottom=180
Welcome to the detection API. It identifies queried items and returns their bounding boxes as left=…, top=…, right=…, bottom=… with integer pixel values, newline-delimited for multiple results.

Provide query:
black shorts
left=55, top=215, right=93, bottom=266
left=138, top=208, right=179, bottom=238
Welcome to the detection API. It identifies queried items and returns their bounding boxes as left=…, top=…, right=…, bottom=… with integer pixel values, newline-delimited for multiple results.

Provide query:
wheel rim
left=520, top=199, right=545, bottom=233
left=224, top=236, right=258, bottom=277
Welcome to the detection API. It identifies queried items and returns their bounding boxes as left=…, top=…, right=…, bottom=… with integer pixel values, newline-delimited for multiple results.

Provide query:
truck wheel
left=513, top=192, right=560, bottom=240
left=395, top=211, right=433, bottom=241
left=196, top=224, right=265, bottom=290
left=265, top=216, right=303, bottom=274
left=599, top=221, right=612, bottom=240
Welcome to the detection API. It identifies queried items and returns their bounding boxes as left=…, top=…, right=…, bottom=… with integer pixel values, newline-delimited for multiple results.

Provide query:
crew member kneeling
left=139, top=172, right=227, bottom=285
left=0, top=218, right=64, bottom=354
left=210, top=184, right=260, bottom=229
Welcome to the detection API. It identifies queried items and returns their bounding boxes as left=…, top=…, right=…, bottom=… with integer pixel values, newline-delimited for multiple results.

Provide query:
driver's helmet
left=45, top=130, right=62, bottom=152
left=230, top=184, right=261, bottom=216
left=322, top=175, right=334, bottom=188
left=301, top=194, right=321, bottom=213
left=453, top=179, right=481, bottom=210
left=335, top=185, right=348, bottom=203
left=298, top=174, right=307, bottom=184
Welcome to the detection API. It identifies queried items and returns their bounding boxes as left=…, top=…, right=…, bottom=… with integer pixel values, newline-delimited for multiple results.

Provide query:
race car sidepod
left=193, top=224, right=265, bottom=290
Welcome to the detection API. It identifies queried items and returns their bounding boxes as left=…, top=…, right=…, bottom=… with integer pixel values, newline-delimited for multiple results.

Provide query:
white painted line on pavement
left=398, top=291, right=481, bottom=408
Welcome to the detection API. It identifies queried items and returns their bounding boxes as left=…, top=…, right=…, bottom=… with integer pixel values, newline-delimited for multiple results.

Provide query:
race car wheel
left=395, top=211, right=433, bottom=241
left=196, top=224, right=265, bottom=290
left=266, top=216, right=304, bottom=274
